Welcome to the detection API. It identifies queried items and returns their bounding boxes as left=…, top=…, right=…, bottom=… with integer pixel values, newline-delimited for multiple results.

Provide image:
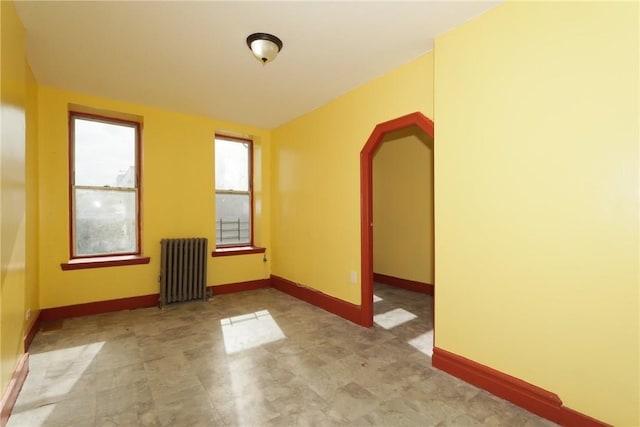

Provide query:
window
left=215, top=135, right=252, bottom=247
left=69, top=112, right=141, bottom=258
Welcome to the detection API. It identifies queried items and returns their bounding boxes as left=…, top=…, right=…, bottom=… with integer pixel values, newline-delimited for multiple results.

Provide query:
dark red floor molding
left=23, top=313, right=41, bottom=352
left=15, top=279, right=613, bottom=427
left=36, top=276, right=363, bottom=328
left=432, top=347, right=611, bottom=427
left=37, top=278, right=274, bottom=323
left=209, top=279, right=271, bottom=295
left=271, top=275, right=363, bottom=326
left=0, top=353, right=29, bottom=427
left=373, top=272, right=434, bottom=295
left=39, top=294, right=159, bottom=322
left=560, top=406, right=612, bottom=427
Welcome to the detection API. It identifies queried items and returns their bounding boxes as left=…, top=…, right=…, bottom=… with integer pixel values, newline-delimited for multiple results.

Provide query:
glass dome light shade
left=246, top=33, right=283, bottom=64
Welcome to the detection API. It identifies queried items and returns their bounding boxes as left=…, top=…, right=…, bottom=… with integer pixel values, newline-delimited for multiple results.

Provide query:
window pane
left=75, top=189, right=137, bottom=256
left=215, top=138, right=249, bottom=191
left=74, top=117, right=136, bottom=187
left=216, top=193, right=250, bottom=245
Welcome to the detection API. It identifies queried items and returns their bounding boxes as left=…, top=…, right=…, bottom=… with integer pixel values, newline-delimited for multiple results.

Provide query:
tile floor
left=9, top=283, right=558, bottom=426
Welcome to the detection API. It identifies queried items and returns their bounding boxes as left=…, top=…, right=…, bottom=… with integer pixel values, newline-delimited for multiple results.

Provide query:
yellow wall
left=271, top=52, right=434, bottom=304
left=0, top=0, right=38, bottom=398
left=434, top=2, right=639, bottom=425
left=24, top=42, right=40, bottom=343
left=37, top=87, right=271, bottom=309
left=3, top=2, right=636, bottom=425
left=373, top=128, right=433, bottom=284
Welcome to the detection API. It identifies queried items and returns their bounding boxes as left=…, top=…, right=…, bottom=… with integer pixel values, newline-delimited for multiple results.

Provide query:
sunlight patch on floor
left=221, top=310, right=286, bottom=354
left=408, top=329, right=434, bottom=357
left=39, top=342, right=105, bottom=397
left=373, top=308, right=417, bottom=329
left=373, top=294, right=383, bottom=303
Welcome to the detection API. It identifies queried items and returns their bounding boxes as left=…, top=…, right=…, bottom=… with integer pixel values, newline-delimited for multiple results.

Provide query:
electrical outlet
left=350, top=271, right=357, bottom=284
left=25, top=309, right=31, bottom=321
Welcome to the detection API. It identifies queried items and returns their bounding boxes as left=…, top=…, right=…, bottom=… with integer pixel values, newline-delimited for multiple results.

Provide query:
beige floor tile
left=326, top=381, right=382, bottom=421
left=8, top=284, right=558, bottom=427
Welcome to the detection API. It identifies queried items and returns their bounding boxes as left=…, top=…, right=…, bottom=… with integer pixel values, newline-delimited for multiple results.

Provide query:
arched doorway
left=360, top=112, right=435, bottom=327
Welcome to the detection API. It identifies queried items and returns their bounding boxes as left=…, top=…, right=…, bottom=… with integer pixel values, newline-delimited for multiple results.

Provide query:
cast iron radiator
left=159, top=238, right=208, bottom=307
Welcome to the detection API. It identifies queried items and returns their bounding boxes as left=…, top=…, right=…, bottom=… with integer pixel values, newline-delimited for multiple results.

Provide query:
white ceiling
left=15, top=1, right=501, bottom=129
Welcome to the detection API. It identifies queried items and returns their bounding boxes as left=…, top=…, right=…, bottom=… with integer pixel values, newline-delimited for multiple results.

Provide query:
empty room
left=1, top=1, right=638, bottom=426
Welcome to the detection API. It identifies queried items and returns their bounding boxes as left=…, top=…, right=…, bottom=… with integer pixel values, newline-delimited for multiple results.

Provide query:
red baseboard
left=209, top=279, right=271, bottom=295
left=560, top=406, right=612, bottom=427
left=432, top=347, right=562, bottom=421
left=373, top=273, right=434, bottom=295
left=0, top=353, right=29, bottom=427
left=432, top=347, right=611, bottom=427
left=271, top=275, right=363, bottom=326
left=39, top=293, right=159, bottom=322
left=38, top=278, right=276, bottom=324
left=23, top=312, right=41, bottom=352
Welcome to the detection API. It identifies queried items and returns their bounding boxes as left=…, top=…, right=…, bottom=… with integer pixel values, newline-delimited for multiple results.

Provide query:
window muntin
left=215, top=136, right=252, bottom=247
left=70, top=113, right=140, bottom=257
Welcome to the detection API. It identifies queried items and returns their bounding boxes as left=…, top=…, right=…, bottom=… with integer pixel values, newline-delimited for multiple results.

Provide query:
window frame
left=214, top=134, right=255, bottom=249
left=67, top=111, right=143, bottom=260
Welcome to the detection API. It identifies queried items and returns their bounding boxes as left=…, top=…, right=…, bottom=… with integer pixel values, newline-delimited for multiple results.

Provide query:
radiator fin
left=160, top=238, right=208, bottom=307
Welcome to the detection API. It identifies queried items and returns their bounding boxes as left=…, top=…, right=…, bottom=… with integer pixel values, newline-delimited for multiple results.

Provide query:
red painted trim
left=39, top=293, right=159, bottom=322
left=271, top=275, right=363, bottom=326
left=561, top=406, right=612, bottom=427
left=373, top=273, right=434, bottom=295
left=23, top=311, right=41, bottom=352
left=212, top=246, right=265, bottom=257
left=209, top=279, right=271, bottom=295
left=68, top=111, right=143, bottom=259
left=361, top=112, right=435, bottom=327
left=68, top=112, right=74, bottom=260
left=433, top=347, right=562, bottom=421
left=137, top=115, right=144, bottom=258
left=0, top=353, right=29, bottom=427
left=249, top=138, right=254, bottom=247
left=214, top=134, right=255, bottom=248
left=37, top=278, right=274, bottom=322
left=215, top=133, right=253, bottom=143
left=60, top=255, right=150, bottom=270
left=432, top=347, right=611, bottom=427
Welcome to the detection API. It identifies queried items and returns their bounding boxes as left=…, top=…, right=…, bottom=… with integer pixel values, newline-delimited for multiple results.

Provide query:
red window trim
left=61, top=255, right=150, bottom=271
left=211, top=246, right=266, bottom=257
left=215, top=133, right=252, bottom=143
left=68, top=111, right=144, bottom=261
left=214, top=134, right=255, bottom=248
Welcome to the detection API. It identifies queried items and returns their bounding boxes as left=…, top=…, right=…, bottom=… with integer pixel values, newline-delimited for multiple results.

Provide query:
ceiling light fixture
left=246, top=33, right=283, bottom=65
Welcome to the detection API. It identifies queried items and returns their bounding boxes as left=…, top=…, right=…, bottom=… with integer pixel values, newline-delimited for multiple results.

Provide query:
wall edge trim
left=0, top=353, right=29, bottom=427
left=209, top=279, right=271, bottom=295
left=361, top=111, right=436, bottom=327
left=23, top=311, right=42, bottom=352
left=432, top=347, right=611, bottom=427
left=39, top=294, right=159, bottom=322
left=36, top=278, right=277, bottom=325
left=561, top=406, right=613, bottom=427
left=373, top=273, right=434, bottom=295
left=270, top=275, right=364, bottom=326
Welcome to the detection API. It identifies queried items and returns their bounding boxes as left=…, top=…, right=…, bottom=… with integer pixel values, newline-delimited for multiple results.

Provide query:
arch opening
left=360, top=112, right=435, bottom=327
